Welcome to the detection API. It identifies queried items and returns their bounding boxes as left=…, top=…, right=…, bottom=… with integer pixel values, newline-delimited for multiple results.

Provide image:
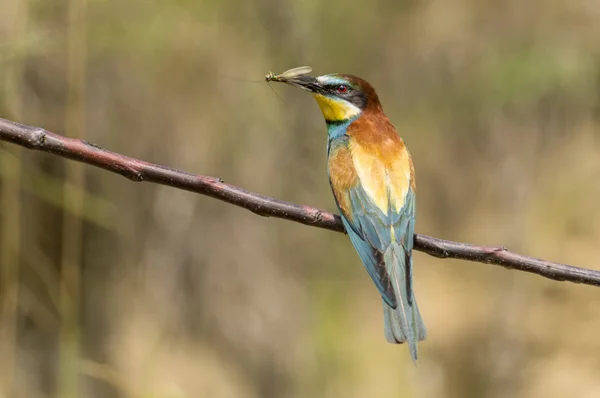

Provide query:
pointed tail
left=382, top=242, right=427, bottom=362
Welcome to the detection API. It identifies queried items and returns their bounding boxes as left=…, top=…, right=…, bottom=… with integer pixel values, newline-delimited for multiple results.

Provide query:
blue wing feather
left=348, top=187, right=389, bottom=251
left=340, top=217, right=396, bottom=307
left=338, top=182, right=426, bottom=361
left=344, top=183, right=415, bottom=304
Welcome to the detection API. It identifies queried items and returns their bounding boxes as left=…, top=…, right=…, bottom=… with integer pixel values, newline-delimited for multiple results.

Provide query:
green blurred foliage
left=1, top=0, right=600, bottom=397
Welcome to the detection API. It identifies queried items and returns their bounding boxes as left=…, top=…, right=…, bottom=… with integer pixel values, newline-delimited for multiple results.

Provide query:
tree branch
left=1, top=116, right=599, bottom=287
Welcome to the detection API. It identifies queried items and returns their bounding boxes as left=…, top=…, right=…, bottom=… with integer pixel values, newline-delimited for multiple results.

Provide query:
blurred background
left=1, top=0, right=600, bottom=397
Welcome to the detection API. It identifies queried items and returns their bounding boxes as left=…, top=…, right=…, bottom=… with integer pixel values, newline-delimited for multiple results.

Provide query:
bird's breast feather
left=328, top=144, right=358, bottom=217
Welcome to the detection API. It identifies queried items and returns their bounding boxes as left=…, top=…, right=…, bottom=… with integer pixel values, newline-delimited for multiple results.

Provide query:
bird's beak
left=272, top=75, right=323, bottom=94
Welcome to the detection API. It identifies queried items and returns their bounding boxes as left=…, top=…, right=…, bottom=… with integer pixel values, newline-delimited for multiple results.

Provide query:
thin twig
left=1, top=116, right=599, bottom=287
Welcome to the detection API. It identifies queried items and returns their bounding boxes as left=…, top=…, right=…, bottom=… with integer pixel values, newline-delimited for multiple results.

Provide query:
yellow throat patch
left=313, top=94, right=361, bottom=122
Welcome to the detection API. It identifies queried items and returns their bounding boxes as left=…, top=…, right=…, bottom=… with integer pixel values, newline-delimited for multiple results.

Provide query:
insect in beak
left=265, top=66, right=312, bottom=82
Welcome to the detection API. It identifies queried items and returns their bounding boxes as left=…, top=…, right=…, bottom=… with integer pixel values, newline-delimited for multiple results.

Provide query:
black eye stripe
left=321, top=82, right=367, bottom=109
left=327, top=84, right=350, bottom=93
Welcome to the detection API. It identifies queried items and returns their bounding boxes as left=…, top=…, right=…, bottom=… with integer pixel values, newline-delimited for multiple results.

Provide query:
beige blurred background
left=1, top=0, right=600, bottom=397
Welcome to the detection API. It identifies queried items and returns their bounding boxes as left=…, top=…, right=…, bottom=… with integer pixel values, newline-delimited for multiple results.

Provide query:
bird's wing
left=343, top=183, right=415, bottom=308
left=329, top=137, right=415, bottom=308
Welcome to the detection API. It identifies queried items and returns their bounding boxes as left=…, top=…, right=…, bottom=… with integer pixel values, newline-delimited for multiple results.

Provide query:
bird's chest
left=328, top=139, right=357, bottom=189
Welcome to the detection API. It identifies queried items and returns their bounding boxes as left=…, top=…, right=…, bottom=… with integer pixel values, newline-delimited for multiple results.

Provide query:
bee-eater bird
left=271, top=69, right=426, bottom=361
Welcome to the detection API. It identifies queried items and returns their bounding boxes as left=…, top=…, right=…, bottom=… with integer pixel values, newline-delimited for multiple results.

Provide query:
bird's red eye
left=337, top=85, right=348, bottom=93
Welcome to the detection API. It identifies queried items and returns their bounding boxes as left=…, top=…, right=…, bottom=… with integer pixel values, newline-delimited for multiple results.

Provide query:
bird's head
left=273, top=72, right=381, bottom=124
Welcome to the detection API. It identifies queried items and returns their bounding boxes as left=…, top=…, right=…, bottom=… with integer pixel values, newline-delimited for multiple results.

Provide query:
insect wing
left=277, top=66, right=312, bottom=79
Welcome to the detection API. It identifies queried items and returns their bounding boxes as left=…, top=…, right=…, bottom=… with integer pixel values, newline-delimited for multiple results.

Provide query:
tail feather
left=382, top=243, right=426, bottom=362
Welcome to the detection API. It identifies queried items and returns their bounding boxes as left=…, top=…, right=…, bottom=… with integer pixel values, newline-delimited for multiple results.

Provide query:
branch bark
left=1, top=116, right=599, bottom=287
